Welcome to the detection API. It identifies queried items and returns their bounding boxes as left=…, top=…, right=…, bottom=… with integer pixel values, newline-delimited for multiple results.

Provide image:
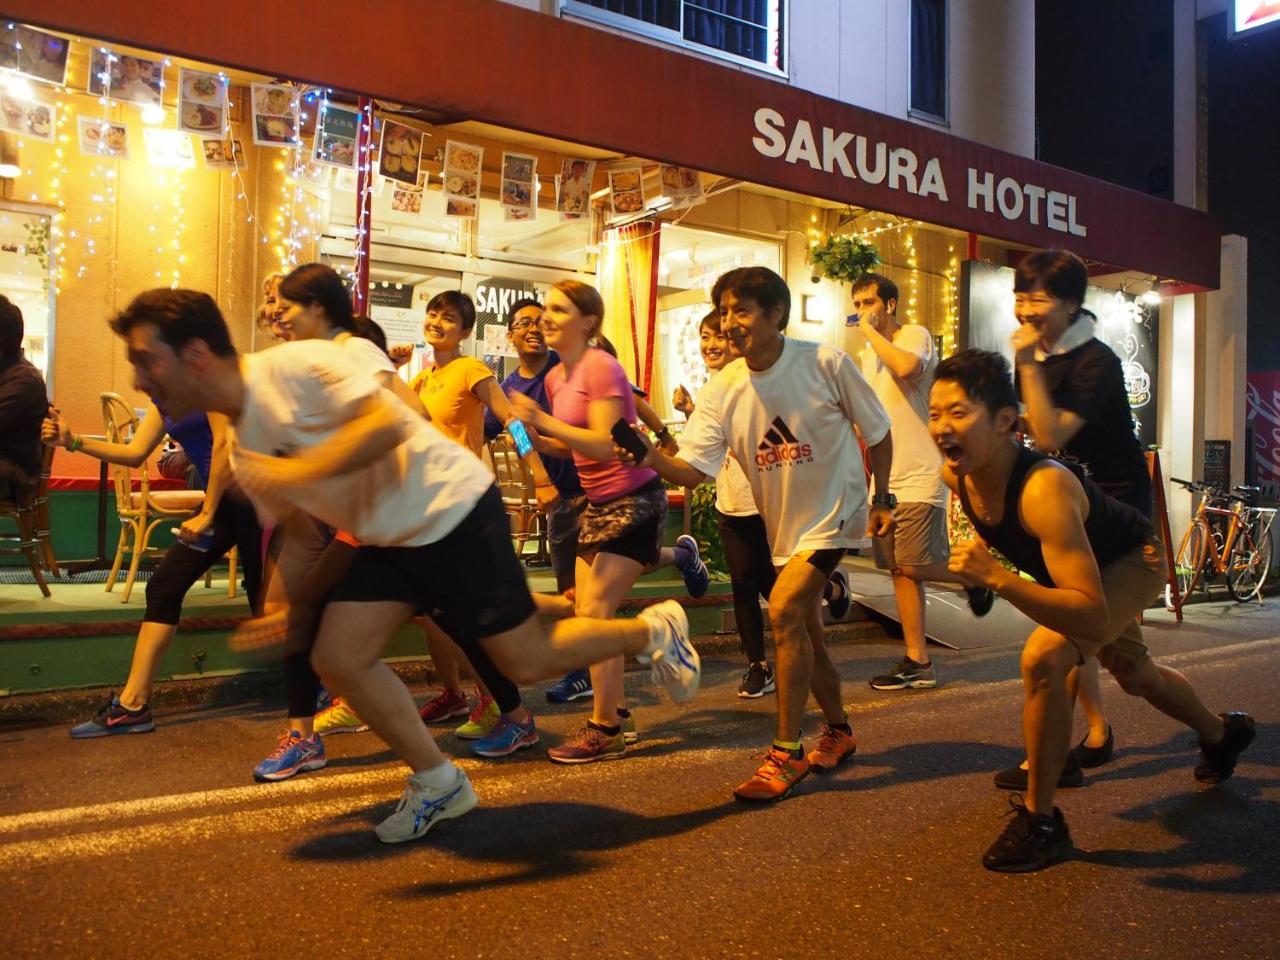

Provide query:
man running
left=630, top=266, right=894, bottom=801
left=930, top=350, right=1255, bottom=872
left=109, top=288, right=698, bottom=844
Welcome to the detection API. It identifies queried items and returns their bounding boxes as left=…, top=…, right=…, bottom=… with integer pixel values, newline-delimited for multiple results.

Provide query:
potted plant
left=806, top=235, right=880, bottom=285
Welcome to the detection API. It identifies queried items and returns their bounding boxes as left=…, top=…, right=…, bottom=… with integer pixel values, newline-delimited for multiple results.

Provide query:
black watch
left=871, top=492, right=898, bottom=509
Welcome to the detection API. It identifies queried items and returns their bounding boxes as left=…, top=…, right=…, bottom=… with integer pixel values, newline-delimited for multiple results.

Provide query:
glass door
left=0, top=202, right=56, bottom=391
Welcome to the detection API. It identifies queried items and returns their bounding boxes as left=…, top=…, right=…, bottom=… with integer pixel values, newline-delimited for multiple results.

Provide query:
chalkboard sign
left=1204, top=440, right=1231, bottom=491
left=959, top=261, right=1160, bottom=447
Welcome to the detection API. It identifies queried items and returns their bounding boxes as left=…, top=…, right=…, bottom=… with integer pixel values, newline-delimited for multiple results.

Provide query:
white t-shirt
left=338, top=332, right=397, bottom=377
left=680, top=337, right=891, bottom=565
left=694, top=379, right=757, bottom=517
left=229, top=339, right=493, bottom=547
left=861, top=323, right=946, bottom=506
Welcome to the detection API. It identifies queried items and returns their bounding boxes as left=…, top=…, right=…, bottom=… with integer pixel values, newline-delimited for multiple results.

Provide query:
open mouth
left=938, top=441, right=964, bottom=467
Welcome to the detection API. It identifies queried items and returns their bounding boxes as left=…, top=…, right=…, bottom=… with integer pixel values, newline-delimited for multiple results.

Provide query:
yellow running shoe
left=314, top=697, right=367, bottom=735
left=455, top=696, right=500, bottom=740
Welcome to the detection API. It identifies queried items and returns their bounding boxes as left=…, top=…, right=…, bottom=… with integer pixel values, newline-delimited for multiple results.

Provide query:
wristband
left=69, top=434, right=84, bottom=452
left=655, top=428, right=673, bottom=442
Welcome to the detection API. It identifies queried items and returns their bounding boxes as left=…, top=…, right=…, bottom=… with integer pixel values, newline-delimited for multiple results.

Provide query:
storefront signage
left=6, top=0, right=1222, bottom=288
left=1246, top=371, right=1280, bottom=486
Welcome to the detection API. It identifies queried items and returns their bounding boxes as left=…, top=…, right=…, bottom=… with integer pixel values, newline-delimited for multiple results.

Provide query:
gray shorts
left=873, top=502, right=949, bottom=570
left=547, top=494, right=587, bottom=582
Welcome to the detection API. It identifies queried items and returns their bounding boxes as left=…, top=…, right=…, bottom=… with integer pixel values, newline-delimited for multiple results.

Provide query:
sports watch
left=871, top=492, right=898, bottom=509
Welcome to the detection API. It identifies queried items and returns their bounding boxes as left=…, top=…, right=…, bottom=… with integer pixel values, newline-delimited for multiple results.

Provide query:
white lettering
left=1046, top=190, right=1069, bottom=231
left=821, top=126, right=856, bottom=178
left=855, top=137, right=886, bottom=184
left=1022, top=183, right=1046, bottom=225
left=996, top=177, right=1024, bottom=220
left=1068, top=194, right=1088, bottom=237
left=967, top=168, right=995, bottom=212
left=752, top=107, right=787, bottom=158
left=784, top=119, right=821, bottom=168
left=918, top=157, right=948, bottom=201
left=888, top=147, right=918, bottom=193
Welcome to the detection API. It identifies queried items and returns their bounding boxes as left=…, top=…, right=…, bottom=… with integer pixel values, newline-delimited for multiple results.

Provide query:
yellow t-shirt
left=410, top=357, right=494, bottom=456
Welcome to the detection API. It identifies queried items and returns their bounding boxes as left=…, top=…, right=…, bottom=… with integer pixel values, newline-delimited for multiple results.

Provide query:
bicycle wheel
left=1168, top=519, right=1209, bottom=610
left=1227, top=528, right=1273, bottom=601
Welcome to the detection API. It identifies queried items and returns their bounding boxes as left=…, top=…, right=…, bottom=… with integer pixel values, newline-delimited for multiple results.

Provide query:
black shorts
left=577, top=477, right=668, bottom=567
left=802, top=547, right=846, bottom=579
left=330, top=485, right=536, bottom=650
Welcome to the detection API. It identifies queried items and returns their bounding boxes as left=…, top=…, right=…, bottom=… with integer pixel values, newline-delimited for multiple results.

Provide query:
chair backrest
left=488, top=434, right=535, bottom=504
left=100, top=392, right=143, bottom=512
left=32, top=442, right=55, bottom=505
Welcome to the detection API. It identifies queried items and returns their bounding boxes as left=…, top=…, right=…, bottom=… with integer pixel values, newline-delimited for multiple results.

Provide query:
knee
left=768, top=604, right=807, bottom=641
left=1020, top=629, right=1076, bottom=692
left=1102, top=652, right=1154, bottom=697
left=144, top=574, right=182, bottom=623
left=310, top=642, right=363, bottom=683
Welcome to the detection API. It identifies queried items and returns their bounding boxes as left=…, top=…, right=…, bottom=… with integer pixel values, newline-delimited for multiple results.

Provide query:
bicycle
left=1166, top=478, right=1276, bottom=611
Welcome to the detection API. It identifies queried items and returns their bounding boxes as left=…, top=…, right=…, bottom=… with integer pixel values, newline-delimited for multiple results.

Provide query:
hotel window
left=909, top=0, right=948, bottom=123
left=563, top=1, right=787, bottom=75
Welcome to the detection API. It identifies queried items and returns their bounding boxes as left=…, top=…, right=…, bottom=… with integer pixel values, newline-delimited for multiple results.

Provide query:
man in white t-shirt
left=108, top=288, right=699, bottom=845
left=852, top=273, right=971, bottom=692
left=632, top=267, right=894, bottom=803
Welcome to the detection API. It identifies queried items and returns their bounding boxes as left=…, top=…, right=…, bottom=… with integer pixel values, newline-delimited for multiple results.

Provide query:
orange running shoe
left=807, top=724, right=857, bottom=773
left=733, top=746, right=810, bottom=802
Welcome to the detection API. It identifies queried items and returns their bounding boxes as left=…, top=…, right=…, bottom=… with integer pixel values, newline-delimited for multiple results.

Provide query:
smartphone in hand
left=173, top=527, right=214, bottom=552
left=506, top=419, right=535, bottom=457
left=611, top=418, right=650, bottom=463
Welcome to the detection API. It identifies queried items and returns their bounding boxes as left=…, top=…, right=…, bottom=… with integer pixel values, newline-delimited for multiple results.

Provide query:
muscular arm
left=45, top=401, right=167, bottom=466
left=861, top=322, right=923, bottom=380
left=1017, top=362, right=1085, bottom=450
left=523, top=394, right=625, bottom=463
left=474, top=376, right=554, bottom=488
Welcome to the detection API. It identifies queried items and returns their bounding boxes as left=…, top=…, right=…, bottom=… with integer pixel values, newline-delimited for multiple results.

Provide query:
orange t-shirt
left=409, top=356, right=494, bottom=456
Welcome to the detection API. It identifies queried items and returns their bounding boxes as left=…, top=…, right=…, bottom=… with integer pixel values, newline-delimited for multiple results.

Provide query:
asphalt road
left=2, top=599, right=1277, bottom=960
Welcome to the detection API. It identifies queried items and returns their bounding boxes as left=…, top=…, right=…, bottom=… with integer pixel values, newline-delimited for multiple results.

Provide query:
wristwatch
left=871, top=492, right=898, bottom=509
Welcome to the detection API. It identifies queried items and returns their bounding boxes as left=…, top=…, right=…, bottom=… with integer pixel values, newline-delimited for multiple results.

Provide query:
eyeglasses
left=510, top=317, right=546, bottom=331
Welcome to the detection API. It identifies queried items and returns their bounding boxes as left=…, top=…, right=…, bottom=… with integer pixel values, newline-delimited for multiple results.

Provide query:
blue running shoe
left=546, top=670, right=593, bottom=703
left=472, top=715, right=540, bottom=758
left=253, top=730, right=327, bottom=782
left=675, top=534, right=709, bottom=598
left=70, top=695, right=156, bottom=739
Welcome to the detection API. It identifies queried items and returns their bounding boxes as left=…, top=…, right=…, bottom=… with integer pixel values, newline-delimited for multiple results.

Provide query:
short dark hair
left=426, top=290, right=478, bottom=333
left=1013, top=249, right=1088, bottom=310
left=934, top=349, right=1018, bottom=417
left=0, top=294, right=23, bottom=359
left=852, top=272, right=898, bottom=313
left=109, top=289, right=236, bottom=358
left=505, top=297, right=543, bottom=329
left=353, top=315, right=388, bottom=356
left=712, top=267, right=791, bottom=329
left=699, top=308, right=720, bottom=333
left=279, top=263, right=355, bottom=333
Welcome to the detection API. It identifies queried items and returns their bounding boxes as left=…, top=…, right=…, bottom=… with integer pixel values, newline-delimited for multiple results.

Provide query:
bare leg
left=422, top=619, right=464, bottom=697
left=768, top=556, right=830, bottom=743
left=575, top=553, right=645, bottom=726
left=118, top=622, right=179, bottom=709
left=1022, top=628, right=1078, bottom=815
left=482, top=613, right=650, bottom=686
left=891, top=573, right=929, bottom=664
left=1102, top=653, right=1224, bottom=743
left=311, top=601, right=449, bottom=773
left=806, top=595, right=845, bottom=724
left=1075, top=657, right=1111, bottom=746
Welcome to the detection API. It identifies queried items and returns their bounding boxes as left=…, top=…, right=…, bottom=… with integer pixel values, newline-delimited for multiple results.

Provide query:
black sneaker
left=1195, top=712, right=1256, bottom=784
left=869, top=657, right=936, bottom=691
left=982, top=795, right=1072, bottom=873
left=966, top=586, right=995, bottom=617
left=1075, top=725, right=1114, bottom=768
left=737, top=661, right=776, bottom=699
left=826, top=570, right=851, bottom=620
left=994, top=750, right=1084, bottom=790
left=69, top=695, right=156, bottom=739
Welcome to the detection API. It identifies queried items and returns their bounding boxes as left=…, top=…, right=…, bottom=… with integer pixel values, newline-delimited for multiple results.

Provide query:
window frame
left=907, top=0, right=949, bottom=126
left=561, top=0, right=789, bottom=79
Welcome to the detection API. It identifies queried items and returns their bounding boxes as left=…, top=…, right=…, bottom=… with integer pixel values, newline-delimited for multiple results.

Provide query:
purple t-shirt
left=546, top=346, right=657, bottom=503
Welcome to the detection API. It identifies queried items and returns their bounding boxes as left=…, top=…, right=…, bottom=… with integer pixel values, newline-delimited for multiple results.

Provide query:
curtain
left=684, top=0, right=768, bottom=63
left=599, top=222, right=663, bottom=403
left=581, top=0, right=680, bottom=30
left=910, top=0, right=946, bottom=117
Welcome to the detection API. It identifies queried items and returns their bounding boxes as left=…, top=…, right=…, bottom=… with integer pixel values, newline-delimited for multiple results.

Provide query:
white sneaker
left=637, top=600, right=700, bottom=704
left=375, top=765, right=478, bottom=844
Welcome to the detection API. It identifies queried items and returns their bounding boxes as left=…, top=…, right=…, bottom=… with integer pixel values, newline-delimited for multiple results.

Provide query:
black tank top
left=957, top=446, right=1152, bottom=587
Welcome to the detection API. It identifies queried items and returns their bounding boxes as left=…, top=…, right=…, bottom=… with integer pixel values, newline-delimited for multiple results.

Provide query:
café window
left=563, top=1, right=787, bottom=75
left=909, top=0, right=948, bottom=123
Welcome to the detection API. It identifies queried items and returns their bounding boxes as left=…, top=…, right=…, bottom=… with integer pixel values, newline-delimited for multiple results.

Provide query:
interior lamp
left=141, top=103, right=166, bottom=125
left=1141, top=280, right=1162, bottom=305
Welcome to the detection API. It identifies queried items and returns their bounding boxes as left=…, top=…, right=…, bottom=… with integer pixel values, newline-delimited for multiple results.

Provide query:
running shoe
left=737, top=661, right=776, bottom=699
left=966, top=586, right=995, bottom=617
left=733, top=746, right=810, bottom=802
left=546, top=670, right=593, bottom=703
left=69, top=695, right=156, bottom=739
left=253, top=730, right=327, bottom=782
left=417, top=687, right=470, bottom=724
left=826, top=569, right=852, bottom=620
left=807, top=724, right=857, bottom=773
left=674, top=534, right=710, bottom=599
left=472, top=714, right=539, bottom=758
left=993, top=751, right=1084, bottom=790
left=455, top=696, right=500, bottom=739
left=314, top=697, right=368, bottom=735
left=1195, top=712, right=1256, bottom=784
left=982, top=794, right=1072, bottom=873
left=376, top=765, right=477, bottom=844
left=868, top=657, right=937, bottom=691
left=637, top=599, right=700, bottom=703
left=546, top=722, right=626, bottom=764
left=617, top=707, right=638, bottom=744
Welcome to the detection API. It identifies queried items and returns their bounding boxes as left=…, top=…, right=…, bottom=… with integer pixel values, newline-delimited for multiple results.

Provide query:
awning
left=4, top=0, right=1222, bottom=289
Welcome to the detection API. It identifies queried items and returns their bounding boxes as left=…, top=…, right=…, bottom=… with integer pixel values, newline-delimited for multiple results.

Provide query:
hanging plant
left=806, top=235, right=880, bottom=285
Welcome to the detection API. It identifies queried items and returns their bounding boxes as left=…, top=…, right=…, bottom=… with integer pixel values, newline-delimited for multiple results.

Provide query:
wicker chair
left=488, top=434, right=548, bottom=564
left=100, top=393, right=205, bottom=603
